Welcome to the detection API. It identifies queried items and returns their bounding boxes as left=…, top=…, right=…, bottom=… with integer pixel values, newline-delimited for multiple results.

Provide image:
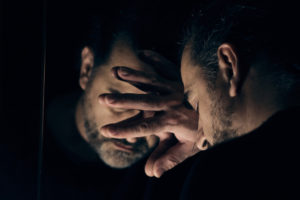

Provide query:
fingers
left=144, top=133, right=176, bottom=177
left=100, top=114, right=170, bottom=138
left=100, top=105, right=200, bottom=141
left=148, top=141, right=201, bottom=178
left=98, top=93, right=182, bottom=111
left=112, top=67, right=182, bottom=93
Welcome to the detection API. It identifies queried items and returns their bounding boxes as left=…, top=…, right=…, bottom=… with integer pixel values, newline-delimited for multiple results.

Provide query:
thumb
left=151, top=142, right=200, bottom=178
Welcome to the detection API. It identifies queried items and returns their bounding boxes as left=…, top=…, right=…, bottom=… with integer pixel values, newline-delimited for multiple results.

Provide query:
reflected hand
left=99, top=52, right=206, bottom=178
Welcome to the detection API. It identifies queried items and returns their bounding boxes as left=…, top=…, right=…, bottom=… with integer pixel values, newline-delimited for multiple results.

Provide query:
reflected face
left=80, top=44, right=158, bottom=168
left=181, top=46, right=237, bottom=146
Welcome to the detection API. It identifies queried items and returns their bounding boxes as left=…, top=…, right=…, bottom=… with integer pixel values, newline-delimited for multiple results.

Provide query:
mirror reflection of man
left=77, top=35, right=159, bottom=168
left=43, top=1, right=195, bottom=200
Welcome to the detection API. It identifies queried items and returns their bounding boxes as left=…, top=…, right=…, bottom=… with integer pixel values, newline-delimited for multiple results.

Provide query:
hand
left=99, top=52, right=207, bottom=178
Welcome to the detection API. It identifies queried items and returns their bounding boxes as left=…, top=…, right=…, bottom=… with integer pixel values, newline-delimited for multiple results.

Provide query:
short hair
left=185, top=0, right=300, bottom=86
left=81, top=0, right=196, bottom=67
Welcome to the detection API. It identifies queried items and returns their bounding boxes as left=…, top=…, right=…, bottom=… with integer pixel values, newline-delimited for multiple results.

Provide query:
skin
left=76, top=38, right=160, bottom=168
left=181, top=43, right=293, bottom=145
left=180, top=44, right=238, bottom=145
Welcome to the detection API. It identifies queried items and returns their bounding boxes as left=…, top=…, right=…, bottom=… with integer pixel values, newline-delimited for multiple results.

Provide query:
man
left=43, top=1, right=194, bottom=199
left=99, top=0, right=300, bottom=198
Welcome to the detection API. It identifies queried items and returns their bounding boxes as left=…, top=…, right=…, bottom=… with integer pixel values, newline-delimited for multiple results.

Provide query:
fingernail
left=111, top=67, right=119, bottom=78
left=98, top=95, right=105, bottom=104
left=155, top=168, right=165, bottom=178
left=106, top=95, right=116, bottom=104
left=145, top=167, right=154, bottom=177
left=100, top=127, right=109, bottom=137
left=108, top=128, right=117, bottom=136
left=119, top=67, right=130, bottom=76
left=101, top=126, right=118, bottom=136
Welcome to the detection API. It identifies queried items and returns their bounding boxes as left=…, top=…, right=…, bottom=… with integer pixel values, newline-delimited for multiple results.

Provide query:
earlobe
left=217, top=43, right=240, bottom=97
left=79, top=46, right=94, bottom=90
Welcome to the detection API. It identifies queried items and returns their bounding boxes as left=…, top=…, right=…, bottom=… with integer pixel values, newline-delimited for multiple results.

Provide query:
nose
left=126, top=137, right=138, bottom=143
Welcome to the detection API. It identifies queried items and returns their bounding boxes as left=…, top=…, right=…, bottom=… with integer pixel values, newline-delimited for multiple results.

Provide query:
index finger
left=112, top=66, right=182, bottom=93
left=98, top=93, right=183, bottom=111
left=100, top=114, right=169, bottom=138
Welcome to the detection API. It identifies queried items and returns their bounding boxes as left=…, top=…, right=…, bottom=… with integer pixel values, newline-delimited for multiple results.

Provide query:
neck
left=233, top=70, right=298, bottom=136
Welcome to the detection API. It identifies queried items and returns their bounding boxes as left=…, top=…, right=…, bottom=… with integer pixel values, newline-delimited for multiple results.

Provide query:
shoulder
left=180, top=107, right=300, bottom=199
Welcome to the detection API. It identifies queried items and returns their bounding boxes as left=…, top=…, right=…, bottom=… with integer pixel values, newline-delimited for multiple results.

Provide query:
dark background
left=2, top=0, right=43, bottom=199
left=1, top=0, right=120, bottom=199
left=2, top=1, right=157, bottom=199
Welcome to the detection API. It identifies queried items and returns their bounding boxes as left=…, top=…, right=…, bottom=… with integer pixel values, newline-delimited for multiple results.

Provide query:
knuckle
left=154, top=155, right=180, bottom=171
left=167, top=155, right=181, bottom=167
left=165, top=116, right=180, bottom=125
left=167, top=99, right=181, bottom=107
left=137, top=122, right=150, bottom=132
left=154, top=160, right=166, bottom=170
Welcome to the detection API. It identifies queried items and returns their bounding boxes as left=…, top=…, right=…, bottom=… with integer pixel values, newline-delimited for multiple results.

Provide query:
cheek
left=198, top=95, right=217, bottom=145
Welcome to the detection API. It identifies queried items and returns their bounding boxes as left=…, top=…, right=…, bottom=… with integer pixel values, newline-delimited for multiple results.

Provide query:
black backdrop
left=1, top=1, right=121, bottom=199
left=2, top=0, right=43, bottom=199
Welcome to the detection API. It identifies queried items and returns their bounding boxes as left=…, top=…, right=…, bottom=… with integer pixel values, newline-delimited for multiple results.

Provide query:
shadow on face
left=77, top=38, right=159, bottom=168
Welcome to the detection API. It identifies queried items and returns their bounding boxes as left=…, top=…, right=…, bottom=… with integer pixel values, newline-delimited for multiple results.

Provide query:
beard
left=208, top=88, right=238, bottom=145
left=81, top=95, right=150, bottom=168
left=85, top=119, right=149, bottom=168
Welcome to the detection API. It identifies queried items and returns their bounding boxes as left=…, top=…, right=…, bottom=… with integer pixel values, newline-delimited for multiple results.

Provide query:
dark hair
left=185, top=0, right=300, bottom=85
left=81, top=0, right=196, bottom=67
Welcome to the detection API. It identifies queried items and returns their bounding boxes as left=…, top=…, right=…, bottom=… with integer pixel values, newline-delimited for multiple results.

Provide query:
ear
left=79, top=46, right=94, bottom=90
left=217, top=43, right=241, bottom=97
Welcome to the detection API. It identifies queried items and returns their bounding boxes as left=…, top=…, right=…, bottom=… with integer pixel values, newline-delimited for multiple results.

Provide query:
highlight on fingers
left=151, top=142, right=201, bottom=178
left=99, top=114, right=171, bottom=139
left=98, top=93, right=183, bottom=111
left=111, top=66, right=158, bottom=83
left=144, top=133, right=176, bottom=177
left=111, top=66, right=181, bottom=93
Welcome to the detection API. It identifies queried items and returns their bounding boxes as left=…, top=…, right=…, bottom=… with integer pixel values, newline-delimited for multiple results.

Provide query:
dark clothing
left=180, top=107, right=300, bottom=199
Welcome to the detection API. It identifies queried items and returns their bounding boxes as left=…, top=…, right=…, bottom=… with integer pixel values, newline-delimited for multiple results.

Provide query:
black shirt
left=180, top=107, right=300, bottom=199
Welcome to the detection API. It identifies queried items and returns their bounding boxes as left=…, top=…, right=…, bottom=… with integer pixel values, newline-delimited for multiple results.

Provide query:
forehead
left=107, top=39, right=156, bottom=72
left=92, top=42, right=156, bottom=93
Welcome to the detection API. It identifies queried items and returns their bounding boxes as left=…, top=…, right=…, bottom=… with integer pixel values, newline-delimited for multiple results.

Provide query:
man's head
left=181, top=0, right=300, bottom=146
left=75, top=1, right=191, bottom=168
left=77, top=33, right=160, bottom=168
